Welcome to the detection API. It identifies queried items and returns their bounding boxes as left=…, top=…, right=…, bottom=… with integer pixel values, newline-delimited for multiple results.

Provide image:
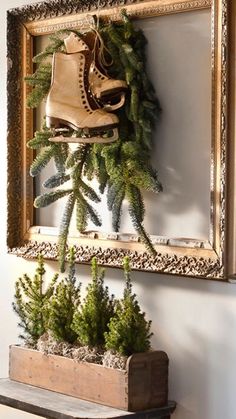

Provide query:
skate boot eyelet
left=64, top=31, right=127, bottom=112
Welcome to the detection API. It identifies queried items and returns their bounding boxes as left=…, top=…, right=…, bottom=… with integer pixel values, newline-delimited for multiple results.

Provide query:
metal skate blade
left=49, top=128, right=118, bottom=144
left=49, top=135, right=74, bottom=143
left=103, top=93, right=126, bottom=112
left=54, top=127, right=70, bottom=133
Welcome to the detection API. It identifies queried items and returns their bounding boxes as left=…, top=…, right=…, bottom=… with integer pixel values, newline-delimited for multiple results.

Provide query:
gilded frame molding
left=7, top=0, right=230, bottom=280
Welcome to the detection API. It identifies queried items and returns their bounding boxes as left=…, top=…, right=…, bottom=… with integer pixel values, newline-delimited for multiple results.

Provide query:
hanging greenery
left=26, top=10, right=162, bottom=272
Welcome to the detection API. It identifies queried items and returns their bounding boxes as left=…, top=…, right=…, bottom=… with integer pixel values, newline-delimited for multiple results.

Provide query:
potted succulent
left=10, top=251, right=168, bottom=411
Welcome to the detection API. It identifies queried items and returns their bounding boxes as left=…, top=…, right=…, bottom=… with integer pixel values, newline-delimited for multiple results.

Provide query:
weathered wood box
left=9, top=345, right=168, bottom=411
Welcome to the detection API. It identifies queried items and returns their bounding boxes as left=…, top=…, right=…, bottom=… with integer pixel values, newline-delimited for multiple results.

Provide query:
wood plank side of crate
left=9, top=345, right=128, bottom=410
left=127, top=351, right=169, bottom=411
left=9, top=345, right=169, bottom=411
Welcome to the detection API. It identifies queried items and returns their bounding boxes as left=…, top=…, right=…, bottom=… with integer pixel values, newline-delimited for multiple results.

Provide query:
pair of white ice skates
left=46, top=32, right=127, bottom=143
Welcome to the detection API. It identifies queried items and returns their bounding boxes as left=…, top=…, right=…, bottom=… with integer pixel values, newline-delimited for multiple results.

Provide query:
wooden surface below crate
left=9, top=345, right=169, bottom=412
left=0, top=378, right=176, bottom=419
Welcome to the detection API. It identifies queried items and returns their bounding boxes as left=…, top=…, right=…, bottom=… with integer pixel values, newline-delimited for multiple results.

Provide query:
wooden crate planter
left=9, top=345, right=169, bottom=411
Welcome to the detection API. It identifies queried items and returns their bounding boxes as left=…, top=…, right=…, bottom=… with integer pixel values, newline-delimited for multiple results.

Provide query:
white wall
left=1, top=1, right=236, bottom=419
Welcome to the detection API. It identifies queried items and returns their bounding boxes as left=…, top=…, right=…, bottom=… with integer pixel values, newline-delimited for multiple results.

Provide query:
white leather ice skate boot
left=46, top=51, right=119, bottom=143
left=64, top=31, right=127, bottom=111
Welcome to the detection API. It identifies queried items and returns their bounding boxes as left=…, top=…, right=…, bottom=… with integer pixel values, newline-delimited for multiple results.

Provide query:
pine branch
left=48, top=247, right=81, bottom=343
left=76, top=191, right=102, bottom=228
left=54, top=144, right=69, bottom=174
left=82, top=147, right=95, bottom=180
left=33, top=39, right=64, bottom=63
left=105, top=256, right=153, bottom=356
left=30, top=146, right=57, bottom=177
left=76, top=198, right=88, bottom=232
left=112, top=185, right=126, bottom=231
left=97, top=160, right=109, bottom=194
left=120, top=9, right=134, bottom=40
left=122, top=44, right=143, bottom=71
left=78, top=179, right=101, bottom=203
left=129, top=207, right=156, bottom=256
left=129, top=167, right=163, bottom=193
left=34, top=189, right=72, bottom=208
left=126, top=184, right=145, bottom=223
left=12, top=254, right=58, bottom=344
left=126, top=184, right=156, bottom=255
left=43, top=173, right=70, bottom=189
left=72, top=257, right=114, bottom=347
left=25, top=63, right=52, bottom=108
left=33, top=30, right=82, bottom=64
left=58, top=193, right=76, bottom=273
left=107, top=181, right=124, bottom=211
left=71, top=146, right=102, bottom=228
left=27, top=129, right=51, bottom=149
left=66, top=145, right=88, bottom=169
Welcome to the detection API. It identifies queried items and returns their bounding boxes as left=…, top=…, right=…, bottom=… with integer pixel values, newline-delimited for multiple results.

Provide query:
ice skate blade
left=103, top=93, right=126, bottom=112
left=96, top=85, right=128, bottom=100
left=49, top=128, right=118, bottom=144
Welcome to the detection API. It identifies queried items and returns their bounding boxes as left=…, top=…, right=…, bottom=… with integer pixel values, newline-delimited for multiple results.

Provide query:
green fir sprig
left=72, top=257, right=114, bottom=347
left=105, top=256, right=153, bottom=356
left=25, top=63, right=52, bottom=108
left=12, top=254, right=58, bottom=344
left=48, top=247, right=81, bottom=343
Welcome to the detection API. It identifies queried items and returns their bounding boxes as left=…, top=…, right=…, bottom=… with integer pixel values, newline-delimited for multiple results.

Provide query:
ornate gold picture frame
left=7, top=0, right=232, bottom=280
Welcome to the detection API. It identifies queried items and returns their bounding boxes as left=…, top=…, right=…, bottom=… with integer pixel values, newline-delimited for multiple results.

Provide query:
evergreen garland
left=104, top=256, right=153, bottom=356
left=72, top=257, right=114, bottom=347
left=12, top=254, right=58, bottom=344
left=48, top=247, right=81, bottom=343
left=26, top=11, right=162, bottom=271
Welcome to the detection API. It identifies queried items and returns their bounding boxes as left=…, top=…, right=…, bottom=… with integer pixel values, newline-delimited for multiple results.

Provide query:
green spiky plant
left=12, top=254, right=58, bottom=344
left=104, top=256, right=153, bottom=356
left=72, top=257, right=114, bottom=347
left=26, top=11, right=162, bottom=272
left=47, top=247, right=81, bottom=343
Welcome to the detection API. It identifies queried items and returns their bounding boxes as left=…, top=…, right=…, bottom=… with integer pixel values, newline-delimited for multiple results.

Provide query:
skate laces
left=88, top=11, right=113, bottom=74
left=93, top=28, right=113, bottom=71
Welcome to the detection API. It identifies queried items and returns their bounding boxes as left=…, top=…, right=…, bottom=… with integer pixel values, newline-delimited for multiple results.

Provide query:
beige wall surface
left=1, top=1, right=236, bottom=419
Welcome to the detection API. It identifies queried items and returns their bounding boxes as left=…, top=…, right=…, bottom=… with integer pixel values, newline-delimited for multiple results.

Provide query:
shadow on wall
left=141, top=9, right=212, bottom=241
left=130, top=273, right=236, bottom=419
left=170, top=318, right=236, bottom=419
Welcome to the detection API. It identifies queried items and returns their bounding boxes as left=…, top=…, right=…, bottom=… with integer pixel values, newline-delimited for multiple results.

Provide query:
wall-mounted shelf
left=0, top=378, right=176, bottom=419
